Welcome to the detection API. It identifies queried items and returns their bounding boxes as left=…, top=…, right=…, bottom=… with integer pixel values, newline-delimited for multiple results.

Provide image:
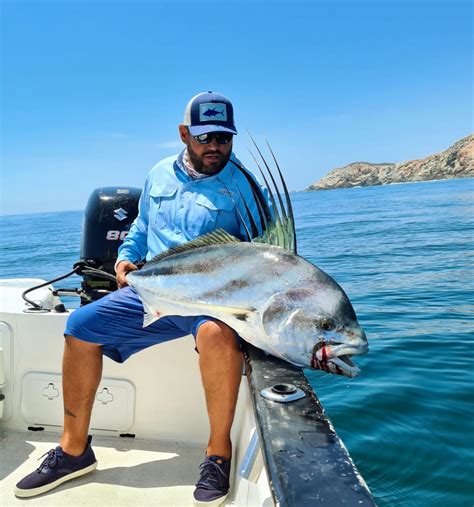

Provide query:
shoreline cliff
left=306, top=134, right=473, bottom=191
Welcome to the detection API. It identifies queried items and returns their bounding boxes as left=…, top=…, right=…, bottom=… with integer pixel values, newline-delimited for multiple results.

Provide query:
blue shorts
left=65, top=286, right=218, bottom=363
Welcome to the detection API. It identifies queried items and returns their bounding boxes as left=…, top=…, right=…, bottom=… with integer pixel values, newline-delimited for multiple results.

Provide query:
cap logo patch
left=199, top=102, right=227, bottom=122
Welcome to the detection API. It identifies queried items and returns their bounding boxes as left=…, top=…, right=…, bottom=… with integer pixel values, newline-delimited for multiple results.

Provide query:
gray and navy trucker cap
left=183, top=91, right=237, bottom=136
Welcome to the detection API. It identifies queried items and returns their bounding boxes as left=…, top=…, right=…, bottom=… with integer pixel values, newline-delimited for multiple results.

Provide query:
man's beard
left=186, top=142, right=231, bottom=176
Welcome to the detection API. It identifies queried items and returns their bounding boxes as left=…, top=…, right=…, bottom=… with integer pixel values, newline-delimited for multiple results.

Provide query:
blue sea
left=1, top=178, right=473, bottom=506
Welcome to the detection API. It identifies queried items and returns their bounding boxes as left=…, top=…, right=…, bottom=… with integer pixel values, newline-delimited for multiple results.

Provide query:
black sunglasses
left=191, top=132, right=233, bottom=145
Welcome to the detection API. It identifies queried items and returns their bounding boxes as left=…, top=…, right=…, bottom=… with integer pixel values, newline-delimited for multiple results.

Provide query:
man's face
left=179, top=125, right=233, bottom=176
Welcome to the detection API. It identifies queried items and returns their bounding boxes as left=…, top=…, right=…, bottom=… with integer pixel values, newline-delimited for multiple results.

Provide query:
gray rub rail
left=243, top=343, right=376, bottom=506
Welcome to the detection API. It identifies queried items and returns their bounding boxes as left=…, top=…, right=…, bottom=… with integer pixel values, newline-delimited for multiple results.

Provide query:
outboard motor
left=78, top=187, right=141, bottom=305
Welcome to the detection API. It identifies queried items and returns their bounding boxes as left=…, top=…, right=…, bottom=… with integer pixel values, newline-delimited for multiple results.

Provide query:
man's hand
left=116, top=261, right=138, bottom=288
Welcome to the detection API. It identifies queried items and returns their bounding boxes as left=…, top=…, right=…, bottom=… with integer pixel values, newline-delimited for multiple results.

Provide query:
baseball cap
left=183, top=91, right=237, bottom=136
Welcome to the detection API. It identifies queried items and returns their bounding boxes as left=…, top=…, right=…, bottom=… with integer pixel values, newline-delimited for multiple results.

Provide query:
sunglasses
left=191, top=132, right=233, bottom=145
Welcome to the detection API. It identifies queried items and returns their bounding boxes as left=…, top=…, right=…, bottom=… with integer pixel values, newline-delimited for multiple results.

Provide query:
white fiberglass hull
left=0, top=279, right=270, bottom=506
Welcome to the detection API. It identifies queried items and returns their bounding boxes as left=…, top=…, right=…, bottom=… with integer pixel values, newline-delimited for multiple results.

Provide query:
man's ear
left=178, top=125, right=188, bottom=143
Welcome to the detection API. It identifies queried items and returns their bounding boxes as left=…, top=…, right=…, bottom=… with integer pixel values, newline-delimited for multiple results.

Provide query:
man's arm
left=115, top=174, right=152, bottom=286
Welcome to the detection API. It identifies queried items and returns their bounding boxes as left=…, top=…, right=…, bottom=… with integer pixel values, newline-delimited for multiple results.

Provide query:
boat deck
left=1, top=430, right=206, bottom=506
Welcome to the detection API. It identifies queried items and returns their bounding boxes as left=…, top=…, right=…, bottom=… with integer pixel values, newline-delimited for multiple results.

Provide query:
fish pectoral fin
left=142, top=301, right=166, bottom=328
left=143, top=311, right=161, bottom=327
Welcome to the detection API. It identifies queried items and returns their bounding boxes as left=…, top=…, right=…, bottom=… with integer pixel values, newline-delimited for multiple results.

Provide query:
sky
left=1, top=0, right=472, bottom=215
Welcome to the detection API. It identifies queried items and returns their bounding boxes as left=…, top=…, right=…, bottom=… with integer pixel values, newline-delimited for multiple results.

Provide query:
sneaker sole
left=14, top=461, right=98, bottom=498
left=193, top=492, right=229, bottom=506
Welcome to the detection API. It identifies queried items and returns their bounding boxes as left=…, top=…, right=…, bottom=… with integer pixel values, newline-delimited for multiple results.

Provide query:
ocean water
left=1, top=178, right=473, bottom=506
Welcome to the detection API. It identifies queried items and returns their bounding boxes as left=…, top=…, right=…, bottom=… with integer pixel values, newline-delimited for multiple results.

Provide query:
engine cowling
left=79, top=186, right=141, bottom=304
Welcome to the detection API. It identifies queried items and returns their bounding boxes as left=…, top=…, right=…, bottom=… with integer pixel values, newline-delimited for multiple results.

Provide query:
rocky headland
left=306, top=134, right=473, bottom=191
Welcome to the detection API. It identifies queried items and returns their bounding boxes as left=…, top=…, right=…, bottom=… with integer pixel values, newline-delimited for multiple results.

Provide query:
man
left=14, top=92, right=268, bottom=505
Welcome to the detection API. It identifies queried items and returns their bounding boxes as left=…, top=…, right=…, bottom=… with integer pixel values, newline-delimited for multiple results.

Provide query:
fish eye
left=319, top=318, right=334, bottom=331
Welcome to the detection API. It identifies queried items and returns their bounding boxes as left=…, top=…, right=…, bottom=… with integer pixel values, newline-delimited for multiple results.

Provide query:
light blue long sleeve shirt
left=117, top=151, right=270, bottom=264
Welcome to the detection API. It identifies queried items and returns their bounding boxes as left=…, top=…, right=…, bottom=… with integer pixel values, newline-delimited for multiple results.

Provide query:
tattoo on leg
left=64, top=408, right=77, bottom=418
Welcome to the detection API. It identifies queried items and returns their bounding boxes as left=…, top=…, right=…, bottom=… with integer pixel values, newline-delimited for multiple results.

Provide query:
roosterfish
left=127, top=140, right=368, bottom=377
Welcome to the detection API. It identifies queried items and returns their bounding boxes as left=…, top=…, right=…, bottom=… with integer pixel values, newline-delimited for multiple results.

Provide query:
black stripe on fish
left=199, top=278, right=253, bottom=299
left=148, top=260, right=217, bottom=276
left=279, top=250, right=301, bottom=266
left=234, top=312, right=250, bottom=321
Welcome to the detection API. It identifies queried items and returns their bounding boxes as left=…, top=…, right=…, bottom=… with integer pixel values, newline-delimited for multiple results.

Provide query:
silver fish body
left=127, top=241, right=368, bottom=377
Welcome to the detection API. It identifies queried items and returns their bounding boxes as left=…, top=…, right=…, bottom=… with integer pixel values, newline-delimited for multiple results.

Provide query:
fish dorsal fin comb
left=243, top=131, right=297, bottom=255
left=146, top=229, right=241, bottom=265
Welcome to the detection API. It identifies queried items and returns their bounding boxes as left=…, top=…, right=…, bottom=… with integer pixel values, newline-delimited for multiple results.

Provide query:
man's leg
left=60, top=335, right=103, bottom=455
left=14, top=334, right=101, bottom=497
left=194, top=321, right=242, bottom=504
left=196, top=320, right=243, bottom=459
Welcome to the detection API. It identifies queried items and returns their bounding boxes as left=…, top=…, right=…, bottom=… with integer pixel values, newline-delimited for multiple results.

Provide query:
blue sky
left=1, top=0, right=472, bottom=215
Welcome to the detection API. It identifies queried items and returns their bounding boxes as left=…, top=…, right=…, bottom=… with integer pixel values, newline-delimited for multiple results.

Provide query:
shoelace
left=196, top=459, right=228, bottom=489
left=37, top=447, right=64, bottom=472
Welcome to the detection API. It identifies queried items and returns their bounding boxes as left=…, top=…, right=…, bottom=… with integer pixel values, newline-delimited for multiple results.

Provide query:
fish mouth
left=311, top=340, right=368, bottom=378
left=311, top=353, right=360, bottom=378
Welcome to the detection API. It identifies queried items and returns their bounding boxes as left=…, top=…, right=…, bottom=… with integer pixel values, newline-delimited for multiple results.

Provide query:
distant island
left=306, top=134, right=473, bottom=191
